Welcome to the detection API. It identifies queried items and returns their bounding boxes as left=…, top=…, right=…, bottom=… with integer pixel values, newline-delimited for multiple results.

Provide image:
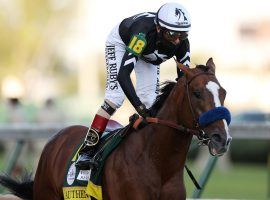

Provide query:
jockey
left=75, top=2, right=191, bottom=169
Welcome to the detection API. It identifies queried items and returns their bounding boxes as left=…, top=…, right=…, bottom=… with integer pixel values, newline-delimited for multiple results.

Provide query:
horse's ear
left=206, top=58, right=216, bottom=73
left=175, top=60, right=190, bottom=75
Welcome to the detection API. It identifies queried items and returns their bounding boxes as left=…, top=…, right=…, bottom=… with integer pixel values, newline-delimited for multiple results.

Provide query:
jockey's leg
left=134, top=60, right=160, bottom=108
left=76, top=24, right=126, bottom=169
left=75, top=100, right=117, bottom=170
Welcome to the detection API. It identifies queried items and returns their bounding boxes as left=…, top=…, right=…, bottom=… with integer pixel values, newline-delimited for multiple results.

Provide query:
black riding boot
left=75, top=128, right=100, bottom=170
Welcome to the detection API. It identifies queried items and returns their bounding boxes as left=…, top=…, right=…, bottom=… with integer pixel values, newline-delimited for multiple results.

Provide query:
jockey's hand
left=136, top=104, right=151, bottom=118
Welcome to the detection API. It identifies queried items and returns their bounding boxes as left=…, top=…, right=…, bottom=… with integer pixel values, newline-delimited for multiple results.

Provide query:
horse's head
left=176, top=58, right=232, bottom=156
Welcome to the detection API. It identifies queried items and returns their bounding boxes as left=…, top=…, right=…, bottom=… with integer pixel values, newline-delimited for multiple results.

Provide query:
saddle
left=78, top=114, right=145, bottom=168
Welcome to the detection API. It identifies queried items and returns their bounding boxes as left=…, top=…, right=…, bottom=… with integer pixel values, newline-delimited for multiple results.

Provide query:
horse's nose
left=209, top=134, right=227, bottom=156
left=212, top=133, right=231, bottom=147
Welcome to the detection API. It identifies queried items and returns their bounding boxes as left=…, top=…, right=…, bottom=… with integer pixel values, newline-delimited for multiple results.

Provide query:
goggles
left=163, top=29, right=189, bottom=40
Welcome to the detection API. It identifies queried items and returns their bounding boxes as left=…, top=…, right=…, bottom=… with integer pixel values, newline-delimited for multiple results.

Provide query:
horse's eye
left=193, top=90, right=201, bottom=98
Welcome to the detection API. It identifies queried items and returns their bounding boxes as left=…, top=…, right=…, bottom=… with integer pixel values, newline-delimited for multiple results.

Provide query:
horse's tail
left=0, top=173, right=33, bottom=200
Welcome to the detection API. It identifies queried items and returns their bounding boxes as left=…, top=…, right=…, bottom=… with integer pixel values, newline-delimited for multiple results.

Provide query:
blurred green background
left=184, top=163, right=267, bottom=199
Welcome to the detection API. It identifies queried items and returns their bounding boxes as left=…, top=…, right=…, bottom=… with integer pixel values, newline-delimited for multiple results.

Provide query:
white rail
left=0, top=123, right=269, bottom=140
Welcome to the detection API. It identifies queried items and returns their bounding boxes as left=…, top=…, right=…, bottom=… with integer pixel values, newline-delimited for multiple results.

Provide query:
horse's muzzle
left=208, top=133, right=231, bottom=156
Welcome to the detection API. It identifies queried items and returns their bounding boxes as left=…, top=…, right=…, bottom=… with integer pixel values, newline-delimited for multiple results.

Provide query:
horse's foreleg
left=160, top=172, right=186, bottom=200
left=103, top=154, right=156, bottom=200
left=103, top=180, right=153, bottom=200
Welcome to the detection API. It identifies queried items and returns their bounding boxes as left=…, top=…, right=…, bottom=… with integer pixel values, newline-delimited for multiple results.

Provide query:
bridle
left=134, top=70, right=217, bottom=146
left=184, top=71, right=216, bottom=145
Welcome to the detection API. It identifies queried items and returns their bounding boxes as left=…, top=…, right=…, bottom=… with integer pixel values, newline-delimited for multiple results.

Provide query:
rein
left=133, top=71, right=216, bottom=142
left=133, top=116, right=207, bottom=143
left=145, top=117, right=200, bottom=135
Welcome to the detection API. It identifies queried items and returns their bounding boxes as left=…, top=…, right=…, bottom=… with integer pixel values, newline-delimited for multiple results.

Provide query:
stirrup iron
left=85, top=128, right=100, bottom=146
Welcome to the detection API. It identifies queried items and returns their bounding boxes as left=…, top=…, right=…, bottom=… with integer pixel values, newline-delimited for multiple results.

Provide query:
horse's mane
left=149, top=81, right=176, bottom=116
left=149, top=64, right=209, bottom=116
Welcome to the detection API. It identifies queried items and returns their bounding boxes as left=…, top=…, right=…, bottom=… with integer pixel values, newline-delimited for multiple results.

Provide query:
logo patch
left=77, top=170, right=91, bottom=181
left=67, top=163, right=76, bottom=185
left=127, top=33, right=147, bottom=56
left=63, top=186, right=89, bottom=200
left=175, top=8, right=187, bottom=21
left=105, top=45, right=118, bottom=90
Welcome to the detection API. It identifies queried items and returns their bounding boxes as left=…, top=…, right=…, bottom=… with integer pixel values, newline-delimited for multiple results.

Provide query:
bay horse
left=0, top=58, right=232, bottom=200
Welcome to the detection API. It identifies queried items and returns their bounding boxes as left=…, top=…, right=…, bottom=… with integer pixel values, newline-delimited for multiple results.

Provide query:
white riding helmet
left=155, top=2, right=191, bottom=32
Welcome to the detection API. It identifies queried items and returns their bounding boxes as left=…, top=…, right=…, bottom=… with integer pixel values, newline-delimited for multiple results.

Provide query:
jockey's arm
left=175, top=39, right=190, bottom=78
left=117, top=51, right=142, bottom=108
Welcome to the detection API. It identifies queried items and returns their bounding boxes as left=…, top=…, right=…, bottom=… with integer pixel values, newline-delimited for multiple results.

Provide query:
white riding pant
left=104, top=24, right=160, bottom=109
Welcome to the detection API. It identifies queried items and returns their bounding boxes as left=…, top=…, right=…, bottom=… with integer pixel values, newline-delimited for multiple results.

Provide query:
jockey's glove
left=136, top=104, right=151, bottom=118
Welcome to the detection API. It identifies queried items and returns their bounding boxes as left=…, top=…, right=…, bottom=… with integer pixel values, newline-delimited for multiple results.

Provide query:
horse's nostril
left=211, top=134, right=222, bottom=143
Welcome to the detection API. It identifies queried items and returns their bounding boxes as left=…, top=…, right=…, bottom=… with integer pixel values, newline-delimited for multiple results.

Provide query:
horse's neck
left=147, top=84, right=193, bottom=176
left=147, top=124, right=192, bottom=169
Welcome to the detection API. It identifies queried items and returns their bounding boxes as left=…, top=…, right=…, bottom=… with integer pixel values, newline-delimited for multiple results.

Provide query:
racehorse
left=0, top=58, right=232, bottom=200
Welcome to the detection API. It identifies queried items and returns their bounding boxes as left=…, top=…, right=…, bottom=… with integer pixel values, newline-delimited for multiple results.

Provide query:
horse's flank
left=34, top=125, right=87, bottom=198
